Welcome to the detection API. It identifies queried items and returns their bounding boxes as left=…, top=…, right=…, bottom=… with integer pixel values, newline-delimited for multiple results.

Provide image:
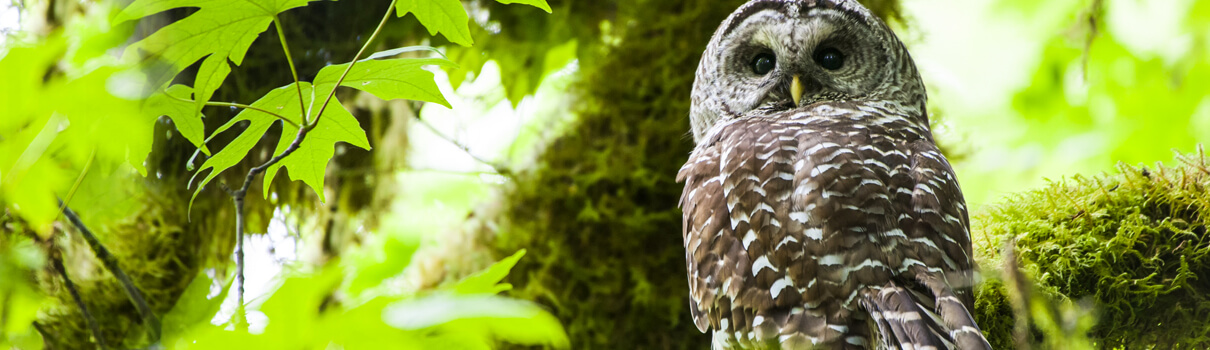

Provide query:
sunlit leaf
left=453, top=249, right=525, bottom=295
left=161, top=270, right=233, bottom=343
left=365, top=46, right=445, bottom=60
left=189, top=82, right=369, bottom=206
left=383, top=294, right=569, bottom=348
left=145, top=84, right=210, bottom=155
left=315, top=57, right=456, bottom=108
left=346, top=235, right=419, bottom=295
left=495, top=0, right=552, bottom=13
left=116, top=0, right=318, bottom=119
left=395, top=0, right=474, bottom=46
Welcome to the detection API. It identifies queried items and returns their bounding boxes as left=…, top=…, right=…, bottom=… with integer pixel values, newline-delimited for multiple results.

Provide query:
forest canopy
left=1, top=0, right=1208, bottom=349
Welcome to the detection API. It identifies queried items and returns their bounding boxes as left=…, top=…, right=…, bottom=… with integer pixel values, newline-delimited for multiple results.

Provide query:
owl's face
left=690, top=0, right=924, bottom=142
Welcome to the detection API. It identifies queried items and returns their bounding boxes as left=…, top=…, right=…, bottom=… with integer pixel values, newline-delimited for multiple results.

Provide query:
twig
left=59, top=201, right=161, bottom=341
left=51, top=254, right=108, bottom=350
left=224, top=0, right=399, bottom=325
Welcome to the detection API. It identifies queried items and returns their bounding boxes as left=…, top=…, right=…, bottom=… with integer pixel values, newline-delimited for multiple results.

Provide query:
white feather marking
left=818, top=254, right=843, bottom=266
left=770, top=276, right=793, bottom=299
left=775, top=235, right=799, bottom=250
left=751, top=255, right=776, bottom=276
left=810, top=163, right=841, bottom=177
left=803, top=227, right=823, bottom=240
left=742, top=230, right=757, bottom=250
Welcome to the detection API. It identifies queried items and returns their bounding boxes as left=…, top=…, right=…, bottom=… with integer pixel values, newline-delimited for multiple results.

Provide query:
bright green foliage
left=0, top=27, right=149, bottom=233
left=189, top=82, right=371, bottom=204
left=313, top=56, right=456, bottom=108
left=395, top=0, right=475, bottom=46
left=495, top=0, right=552, bottom=13
left=0, top=235, right=45, bottom=350
left=395, top=0, right=552, bottom=46
left=973, top=150, right=1210, bottom=349
left=146, top=85, right=212, bottom=156
left=162, top=249, right=567, bottom=349
left=116, top=0, right=318, bottom=117
left=160, top=271, right=233, bottom=344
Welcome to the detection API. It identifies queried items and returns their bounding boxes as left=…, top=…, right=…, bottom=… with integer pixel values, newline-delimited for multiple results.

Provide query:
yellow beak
left=791, top=75, right=803, bottom=107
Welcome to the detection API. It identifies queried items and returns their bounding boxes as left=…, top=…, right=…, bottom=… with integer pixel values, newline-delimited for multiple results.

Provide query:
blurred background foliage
left=1, top=0, right=1209, bottom=348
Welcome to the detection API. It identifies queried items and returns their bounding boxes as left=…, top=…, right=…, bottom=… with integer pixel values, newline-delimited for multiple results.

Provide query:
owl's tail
left=860, top=279, right=992, bottom=350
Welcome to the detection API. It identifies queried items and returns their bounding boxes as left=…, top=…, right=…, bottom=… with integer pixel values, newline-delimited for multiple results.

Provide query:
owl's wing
left=677, top=117, right=828, bottom=347
left=900, top=140, right=990, bottom=349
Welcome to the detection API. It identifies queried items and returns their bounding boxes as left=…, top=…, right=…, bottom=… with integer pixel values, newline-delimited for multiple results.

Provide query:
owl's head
left=689, top=0, right=926, bottom=142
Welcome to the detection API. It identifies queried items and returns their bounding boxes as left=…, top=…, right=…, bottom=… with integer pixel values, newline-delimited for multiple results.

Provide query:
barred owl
left=677, top=0, right=992, bottom=349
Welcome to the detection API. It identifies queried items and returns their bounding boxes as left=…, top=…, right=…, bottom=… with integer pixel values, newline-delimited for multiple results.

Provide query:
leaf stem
left=312, top=0, right=398, bottom=131
left=60, top=201, right=162, bottom=342
left=164, top=92, right=300, bottom=129
left=274, top=15, right=309, bottom=125
left=52, top=255, right=108, bottom=350
left=56, top=147, right=96, bottom=220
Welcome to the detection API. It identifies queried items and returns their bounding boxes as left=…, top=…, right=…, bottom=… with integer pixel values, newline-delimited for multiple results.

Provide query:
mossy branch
left=59, top=200, right=161, bottom=342
left=51, top=254, right=107, bottom=350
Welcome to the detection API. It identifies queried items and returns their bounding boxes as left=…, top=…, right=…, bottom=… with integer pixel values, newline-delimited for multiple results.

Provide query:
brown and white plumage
left=679, top=0, right=991, bottom=349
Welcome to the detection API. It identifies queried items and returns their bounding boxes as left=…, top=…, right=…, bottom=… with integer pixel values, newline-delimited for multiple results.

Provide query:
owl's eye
left=751, top=53, right=775, bottom=75
left=813, top=47, right=844, bottom=70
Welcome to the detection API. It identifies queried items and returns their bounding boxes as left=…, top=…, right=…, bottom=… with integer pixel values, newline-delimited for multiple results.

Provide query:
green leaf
left=189, top=82, right=369, bottom=206
left=345, top=235, right=419, bottom=295
left=314, top=57, right=456, bottom=108
left=117, top=0, right=316, bottom=119
left=161, top=270, right=233, bottom=343
left=364, top=46, right=446, bottom=60
left=495, top=0, right=552, bottom=13
left=452, top=249, right=525, bottom=295
left=193, top=54, right=233, bottom=119
left=382, top=294, right=569, bottom=348
left=261, top=86, right=372, bottom=201
left=144, top=84, right=210, bottom=155
left=395, top=0, right=474, bottom=46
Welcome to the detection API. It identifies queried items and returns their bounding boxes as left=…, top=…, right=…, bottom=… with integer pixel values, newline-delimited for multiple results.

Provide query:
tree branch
left=413, top=115, right=512, bottom=176
left=59, top=201, right=161, bottom=342
left=51, top=254, right=107, bottom=350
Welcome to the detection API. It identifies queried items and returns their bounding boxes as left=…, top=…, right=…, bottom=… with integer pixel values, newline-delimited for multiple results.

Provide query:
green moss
left=33, top=189, right=227, bottom=349
left=973, top=149, right=1210, bottom=349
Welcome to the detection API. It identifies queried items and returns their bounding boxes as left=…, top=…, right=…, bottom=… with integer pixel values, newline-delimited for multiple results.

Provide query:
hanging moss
left=972, top=149, right=1210, bottom=349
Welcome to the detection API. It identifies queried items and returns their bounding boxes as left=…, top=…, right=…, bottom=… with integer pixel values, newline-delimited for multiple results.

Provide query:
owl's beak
left=791, top=75, right=804, bottom=107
